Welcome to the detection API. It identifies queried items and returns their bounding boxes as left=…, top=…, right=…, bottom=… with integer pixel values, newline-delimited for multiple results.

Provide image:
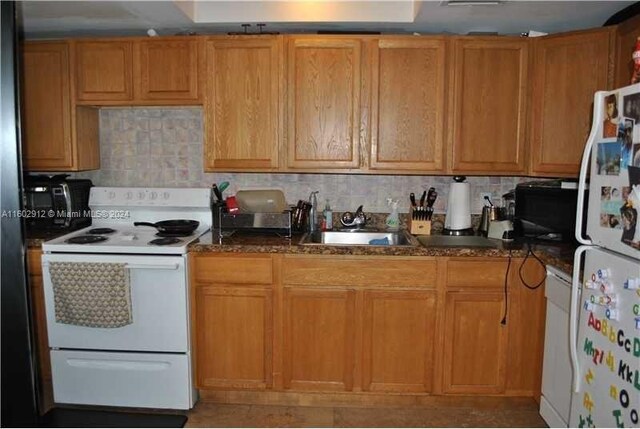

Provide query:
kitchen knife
left=212, top=184, right=224, bottom=203
left=419, top=190, right=426, bottom=207
left=410, top=193, right=417, bottom=208
left=426, top=188, right=437, bottom=208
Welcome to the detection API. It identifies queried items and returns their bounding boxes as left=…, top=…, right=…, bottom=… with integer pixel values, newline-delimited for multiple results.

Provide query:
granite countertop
left=189, top=230, right=576, bottom=274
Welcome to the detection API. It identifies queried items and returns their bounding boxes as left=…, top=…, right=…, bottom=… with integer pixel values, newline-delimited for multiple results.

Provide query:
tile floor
left=185, top=400, right=548, bottom=428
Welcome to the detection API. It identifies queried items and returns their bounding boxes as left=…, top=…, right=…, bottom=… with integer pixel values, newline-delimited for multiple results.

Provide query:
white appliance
left=443, top=176, right=473, bottom=235
left=569, top=83, right=640, bottom=427
left=41, top=187, right=211, bottom=410
left=540, top=266, right=574, bottom=427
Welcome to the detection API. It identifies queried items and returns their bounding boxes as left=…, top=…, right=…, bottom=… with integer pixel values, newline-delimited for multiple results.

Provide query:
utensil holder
left=409, top=207, right=431, bottom=235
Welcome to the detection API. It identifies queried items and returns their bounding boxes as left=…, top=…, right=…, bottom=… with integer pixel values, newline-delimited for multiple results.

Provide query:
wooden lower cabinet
left=283, top=287, right=356, bottom=391
left=194, top=285, right=273, bottom=389
left=190, top=253, right=545, bottom=400
left=27, top=249, right=51, bottom=382
left=442, top=291, right=507, bottom=394
left=362, top=290, right=436, bottom=393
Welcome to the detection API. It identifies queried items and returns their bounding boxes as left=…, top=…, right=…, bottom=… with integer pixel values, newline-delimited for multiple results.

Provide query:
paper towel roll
left=445, top=182, right=471, bottom=230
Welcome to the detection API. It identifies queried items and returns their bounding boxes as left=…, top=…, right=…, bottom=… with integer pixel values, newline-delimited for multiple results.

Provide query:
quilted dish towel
left=49, top=262, right=132, bottom=328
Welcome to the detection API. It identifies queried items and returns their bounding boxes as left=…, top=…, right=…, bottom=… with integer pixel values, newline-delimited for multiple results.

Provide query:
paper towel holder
left=442, top=176, right=474, bottom=236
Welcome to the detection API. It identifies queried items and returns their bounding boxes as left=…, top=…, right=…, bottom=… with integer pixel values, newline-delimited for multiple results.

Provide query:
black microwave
left=23, top=175, right=93, bottom=231
left=514, top=180, right=588, bottom=242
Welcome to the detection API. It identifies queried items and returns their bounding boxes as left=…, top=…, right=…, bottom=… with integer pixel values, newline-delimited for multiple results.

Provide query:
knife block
left=409, top=208, right=431, bottom=236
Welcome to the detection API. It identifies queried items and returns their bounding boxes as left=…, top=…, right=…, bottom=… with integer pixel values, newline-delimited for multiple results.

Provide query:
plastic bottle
left=385, top=198, right=400, bottom=231
left=323, top=199, right=333, bottom=231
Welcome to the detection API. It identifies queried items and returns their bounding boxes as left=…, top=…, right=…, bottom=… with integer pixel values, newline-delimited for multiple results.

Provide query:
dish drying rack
left=212, top=202, right=293, bottom=239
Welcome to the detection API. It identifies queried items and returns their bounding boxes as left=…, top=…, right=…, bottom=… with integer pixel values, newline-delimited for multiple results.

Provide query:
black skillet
left=134, top=219, right=200, bottom=234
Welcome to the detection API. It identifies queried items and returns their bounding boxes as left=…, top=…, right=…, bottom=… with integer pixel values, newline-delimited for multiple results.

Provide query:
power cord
left=501, top=250, right=512, bottom=325
left=519, top=242, right=547, bottom=290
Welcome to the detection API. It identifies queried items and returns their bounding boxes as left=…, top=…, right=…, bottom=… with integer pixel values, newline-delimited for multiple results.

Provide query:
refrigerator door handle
left=570, top=245, right=591, bottom=393
left=575, top=91, right=605, bottom=246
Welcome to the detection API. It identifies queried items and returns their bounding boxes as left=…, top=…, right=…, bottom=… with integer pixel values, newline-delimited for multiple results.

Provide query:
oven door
left=42, top=253, right=189, bottom=353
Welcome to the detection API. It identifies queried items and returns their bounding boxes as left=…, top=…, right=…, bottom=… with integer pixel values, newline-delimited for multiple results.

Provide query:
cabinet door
left=22, top=42, right=73, bottom=170
left=370, top=38, right=446, bottom=172
left=442, top=292, right=507, bottom=394
left=530, top=29, right=614, bottom=176
left=195, top=286, right=273, bottom=389
left=362, top=290, right=436, bottom=393
left=450, top=38, right=528, bottom=174
left=287, top=37, right=361, bottom=169
left=283, top=287, right=356, bottom=391
left=614, top=14, right=640, bottom=88
left=205, top=37, right=281, bottom=170
left=75, top=41, right=133, bottom=101
left=136, top=39, right=200, bottom=101
left=27, top=249, right=51, bottom=381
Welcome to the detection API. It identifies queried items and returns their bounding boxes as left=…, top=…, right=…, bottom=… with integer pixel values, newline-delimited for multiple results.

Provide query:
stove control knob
left=624, top=278, right=640, bottom=290
left=137, top=191, right=146, bottom=200
left=108, top=191, right=116, bottom=200
left=163, top=192, right=170, bottom=200
left=150, top=191, right=158, bottom=200
left=125, top=191, right=133, bottom=200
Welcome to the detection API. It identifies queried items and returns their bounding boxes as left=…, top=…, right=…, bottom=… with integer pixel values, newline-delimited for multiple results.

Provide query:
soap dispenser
left=385, top=198, right=400, bottom=231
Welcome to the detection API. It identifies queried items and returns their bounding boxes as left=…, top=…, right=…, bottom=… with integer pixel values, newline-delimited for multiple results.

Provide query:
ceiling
left=19, top=0, right=636, bottom=39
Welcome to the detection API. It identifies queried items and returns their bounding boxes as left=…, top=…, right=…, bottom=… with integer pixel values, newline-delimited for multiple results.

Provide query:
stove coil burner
left=149, top=237, right=182, bottom=246
left=65, top=235, right=109, bottom=244
left=87, top=228, right=117, bottom=235
left=155, top=231, right=193, bottom=238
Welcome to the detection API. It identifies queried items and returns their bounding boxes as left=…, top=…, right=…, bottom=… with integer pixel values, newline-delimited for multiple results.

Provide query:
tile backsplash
left=76, top=108, right=526, bottom=214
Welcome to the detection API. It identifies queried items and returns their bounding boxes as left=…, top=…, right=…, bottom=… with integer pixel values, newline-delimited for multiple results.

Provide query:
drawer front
left=51, top=349, right=193, bottom=409
left=193, top=255, right=273, bottom=285
left=446, top=260, right=508, bottom=289
left=283, top=256, right=436, bottom=288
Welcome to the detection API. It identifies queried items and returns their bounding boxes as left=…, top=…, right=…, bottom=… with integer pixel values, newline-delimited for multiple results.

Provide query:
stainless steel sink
left=416, top=235, right=499, bottom=248
left=301, top=230, right=415, bottom=246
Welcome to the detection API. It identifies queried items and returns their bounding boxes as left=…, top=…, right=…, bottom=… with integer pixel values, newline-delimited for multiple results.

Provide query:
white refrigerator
left=571, top=83, right=640, bottom=427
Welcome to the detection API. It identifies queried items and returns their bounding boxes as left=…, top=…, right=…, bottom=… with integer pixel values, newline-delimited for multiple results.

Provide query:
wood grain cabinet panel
left=283, top=287, right=356, bottom=391
left=75, top=41, right=133, bottom=101
left=22, top=42, right=99, bottom=171
left=450, top=38, right=528, bottom=174
left=362, top=290, right=437, bottom=393
left=205, top=37, right=281, bottom=170
left=442, top=292, right=507, bottom=394
left=27, top=249, right=50, bottom=382
left=21, top=42, right=73, bottom=170
left=614, top=14, right=640, bottom=88
left=286, top=37, right=361, bottom=169
left=136, top=39, right=200, bottom=101
left=530, top=28, right=614, bottom=177
left=370, top=38, right=446, bottom=172
left=195, top=286, right=273, bottom=389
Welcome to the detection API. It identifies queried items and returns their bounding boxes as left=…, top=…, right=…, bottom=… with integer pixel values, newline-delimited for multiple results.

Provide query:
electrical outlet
left=480, top=192, right=493, bottom=205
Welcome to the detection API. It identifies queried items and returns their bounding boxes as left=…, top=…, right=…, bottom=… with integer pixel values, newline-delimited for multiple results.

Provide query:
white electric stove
left=41, top=187, right=211, bottom=410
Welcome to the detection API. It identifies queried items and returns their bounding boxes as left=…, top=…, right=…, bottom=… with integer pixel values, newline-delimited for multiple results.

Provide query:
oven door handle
left=43, top=262, right=180, bottom=270
left=125, top=263, right=179, bottom=270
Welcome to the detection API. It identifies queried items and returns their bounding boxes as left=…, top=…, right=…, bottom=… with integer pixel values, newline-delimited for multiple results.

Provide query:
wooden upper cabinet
left=136, top=39, right=201, bottom=101
left=22, top=42, right=73, bottom=170
left=22, top=42, right=99, bottom=171
left=369, top=38, right=446, bottom=172
left=75, top=41, right=133, bottom=101
left=449, top=37, right=529, bottom=174
left=204, top=37, right=281, bottom=171
left=614, top=14, right=640, bottom=88
left=286, top=37, right=361, bottom=169
left=530, top=28, right=614, bottom=177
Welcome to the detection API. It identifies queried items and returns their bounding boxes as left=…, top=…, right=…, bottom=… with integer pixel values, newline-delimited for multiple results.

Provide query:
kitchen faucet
left=340, top=205, right=369, bottom=229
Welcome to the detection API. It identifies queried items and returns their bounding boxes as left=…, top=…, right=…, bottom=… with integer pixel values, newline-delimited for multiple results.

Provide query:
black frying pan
left=134, top=219, right=200, bottom=234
